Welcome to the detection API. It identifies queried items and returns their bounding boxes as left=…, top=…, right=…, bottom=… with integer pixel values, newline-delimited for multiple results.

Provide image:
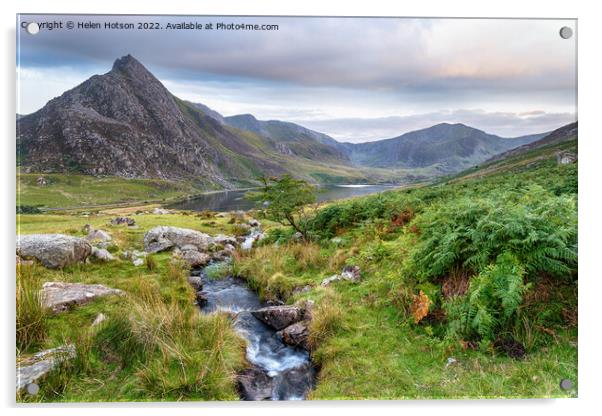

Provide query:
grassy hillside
left=234, top=138, right=577, bottom=399
left=16, top=135, right=577, bottom=401
left=17, top=210, right=266, bottom=402
left=17, top=174, right=206, bottom=210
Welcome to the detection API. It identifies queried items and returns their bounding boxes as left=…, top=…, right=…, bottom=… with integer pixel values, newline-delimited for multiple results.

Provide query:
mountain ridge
left=17, top=54, right=568, bottom=186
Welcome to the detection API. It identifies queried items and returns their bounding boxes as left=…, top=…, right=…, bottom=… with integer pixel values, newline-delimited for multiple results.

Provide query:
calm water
left=169, top=184, right=395, bottom=212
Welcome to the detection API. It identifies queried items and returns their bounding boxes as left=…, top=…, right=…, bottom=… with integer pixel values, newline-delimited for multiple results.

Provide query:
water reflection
left=169, top=184, right=395, bottom=212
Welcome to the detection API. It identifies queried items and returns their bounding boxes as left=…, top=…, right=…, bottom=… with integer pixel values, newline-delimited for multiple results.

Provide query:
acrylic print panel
left=16, top=15, right=577, bottom=402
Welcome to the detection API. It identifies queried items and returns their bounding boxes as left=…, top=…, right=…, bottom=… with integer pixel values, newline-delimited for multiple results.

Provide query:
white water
left=198, top=273, right=314, bottom=400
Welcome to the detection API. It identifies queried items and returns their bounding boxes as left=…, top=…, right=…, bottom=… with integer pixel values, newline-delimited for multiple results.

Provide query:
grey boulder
left=17, top=345, right=76, bottom=392
left=42, top=282, right=123, bottom=313
left=278, top=321, right=310, bottom=350
left=16, top=234, right=92, bottom=269
left=143, top=226, right=212, bottom=253
left=251, top=305, right=305, bottom=331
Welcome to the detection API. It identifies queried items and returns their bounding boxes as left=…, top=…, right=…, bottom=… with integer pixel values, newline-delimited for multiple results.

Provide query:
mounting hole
left=26, top=382, right=39, bottom=395
left=559, top=379, right=573, bottom=390
left=559, top=26, right=573, bottom=39
left=26, top=22, right=40, bottom=35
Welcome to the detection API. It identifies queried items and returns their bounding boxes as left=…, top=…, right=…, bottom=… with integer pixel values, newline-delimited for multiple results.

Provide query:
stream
left=195, top=264, right=316, bottom=400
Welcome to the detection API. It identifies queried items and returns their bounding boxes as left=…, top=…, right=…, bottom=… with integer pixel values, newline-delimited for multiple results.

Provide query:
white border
left=2, top=1, right=600, bottom=415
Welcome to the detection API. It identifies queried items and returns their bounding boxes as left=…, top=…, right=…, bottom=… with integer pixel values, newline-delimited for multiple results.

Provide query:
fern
left=444, top=252, right=529, bottom=342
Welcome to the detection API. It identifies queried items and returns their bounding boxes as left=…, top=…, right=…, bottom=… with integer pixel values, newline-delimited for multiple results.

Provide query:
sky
left=17, top=15, right=577, bottom=142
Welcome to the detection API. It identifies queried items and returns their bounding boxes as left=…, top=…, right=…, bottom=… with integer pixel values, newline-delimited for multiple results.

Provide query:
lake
left=168, top=184, right=396, bottom=212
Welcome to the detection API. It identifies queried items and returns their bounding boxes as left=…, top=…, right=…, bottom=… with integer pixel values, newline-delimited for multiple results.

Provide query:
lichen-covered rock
left=16, top=234, right=92, bottom=269
left=237, top=366, right=273, bottom=401
left=86, top=229, right=112, bottom=243
left=91, top=247, right=114, bottom=262
left=213, top=234, right=238, bottom=246
left=340, top=265, right=361, bottom=282
left=181, top=249, right=211, bottom=268
left=17, top=345, right=76, bottom=391
left=42, top=282, right=123, bottom=313
left=110, top=216, right=136, bottom=226
left=152, top=207, right=171, bottom=215
left=321, top=265, right=361, bottom=286
left=278, top=321, right=310, bottom=350
left=143, top=226, right=212, bottom=253
left=187, top=275, right=203, bottom=291
left=251, top=305, right=305, bottom=330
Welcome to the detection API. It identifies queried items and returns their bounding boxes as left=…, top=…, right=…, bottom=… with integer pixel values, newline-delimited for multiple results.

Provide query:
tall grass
left=233, top=242, right=325, bottom=300
left=16, top=264, right=48, bottom=352
left=307, top=289, right=345, bottom=352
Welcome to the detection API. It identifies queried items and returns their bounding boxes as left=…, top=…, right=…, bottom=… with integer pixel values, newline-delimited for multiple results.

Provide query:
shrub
left=410, top=186, right=577, bottom=281
left=16, top=205, right=42, bottom=214
left=444, top=252, right=529, bottom=342
left=16, top=264, right=48, bottom=352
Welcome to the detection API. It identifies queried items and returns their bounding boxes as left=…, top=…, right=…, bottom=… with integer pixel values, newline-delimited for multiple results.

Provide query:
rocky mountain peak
left=112, top=54, right=144, bottom=73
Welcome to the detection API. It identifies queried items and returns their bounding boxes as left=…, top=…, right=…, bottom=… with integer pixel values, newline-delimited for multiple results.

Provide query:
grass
left=17, top=173, right=204, bottom=209
left=16, top=264, right=48, bottom=352
left=16, top=137, right=578, bottom=401
left=16, top=208, right=254, bottom=402
left=232, top=138, right=578, bottom=400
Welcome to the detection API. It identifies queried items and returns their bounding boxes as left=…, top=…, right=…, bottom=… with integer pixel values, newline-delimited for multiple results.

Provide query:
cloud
left=298, top=110, right=576, bottom=142
left=17, top=14, right=577, bottom=140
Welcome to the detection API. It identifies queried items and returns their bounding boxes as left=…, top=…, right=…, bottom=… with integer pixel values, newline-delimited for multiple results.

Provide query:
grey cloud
left=298, top=110, right=576, bottom=142
left=19, top=15, right=575, bottom=92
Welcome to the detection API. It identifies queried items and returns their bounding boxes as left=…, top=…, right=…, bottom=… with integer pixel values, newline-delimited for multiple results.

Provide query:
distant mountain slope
left=345, top=123, right=547, bottom=172
left=223, top=114, right=349, bottom=163
left=16, top=55, right=369, bottom=188
left=484, top=122, right=577, bottom=164
left=16, top=54, right=565, bottom=187
left=444, top=122, right=577, bottom=185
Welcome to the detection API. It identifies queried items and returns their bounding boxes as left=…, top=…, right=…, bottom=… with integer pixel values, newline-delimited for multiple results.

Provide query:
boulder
left=321, top=265, right=361, bottom=286
left=271, top=363, right=315, bottom=400
left=278, top=321, right=310, bottom=350
left=248, top=219, right=261, bottom=227
left=320, top=274, right=342, bottom=287
left=86, top=229, right=112, bottom=243
left=341, top=265, right=361, bottom=282
left=181, top=249, right=211, bottom=268
left=42, top=282, right=123, bottom=313
left=557, top=151, right=577, bottom=165
left=91, top=247, right=114, bottom=262
left=17, top=234, right=92, bottom=269
left=214, top=234, right=238, bottom=246
left=17, top=345, right=76, bottom=392
left=251, top=305, right=305, bottom=330
left=143, top=226, right=212, bottom=253
left=187, top=275, right=203, bottom=291
left=122, top=250, right=146, bottom=266
left=110, top=216, right=136, bottom=226
left=196, top=290, right=209, bottom=306
left=152, top=207, right=171, bottom=215
left=237, top=366, right=273, bottom=401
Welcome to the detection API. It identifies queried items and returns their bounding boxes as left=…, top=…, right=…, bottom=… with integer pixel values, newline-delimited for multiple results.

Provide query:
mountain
left=17, top=54, right=564, bottom=188
left=344, top=123, right=547, bottom=172
left=16, top=55, right=366, bottom=188
left=484, top=122, right=577, bottom=164
left=224, top=114, right=349, bottom=163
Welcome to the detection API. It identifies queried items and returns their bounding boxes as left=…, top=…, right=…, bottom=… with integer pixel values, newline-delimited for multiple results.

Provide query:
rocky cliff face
left=16, top=55, right=284, bottom=186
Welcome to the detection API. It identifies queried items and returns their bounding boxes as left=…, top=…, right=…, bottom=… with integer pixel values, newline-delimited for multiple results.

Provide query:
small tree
left=248, top=175, right=317, bottom=241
